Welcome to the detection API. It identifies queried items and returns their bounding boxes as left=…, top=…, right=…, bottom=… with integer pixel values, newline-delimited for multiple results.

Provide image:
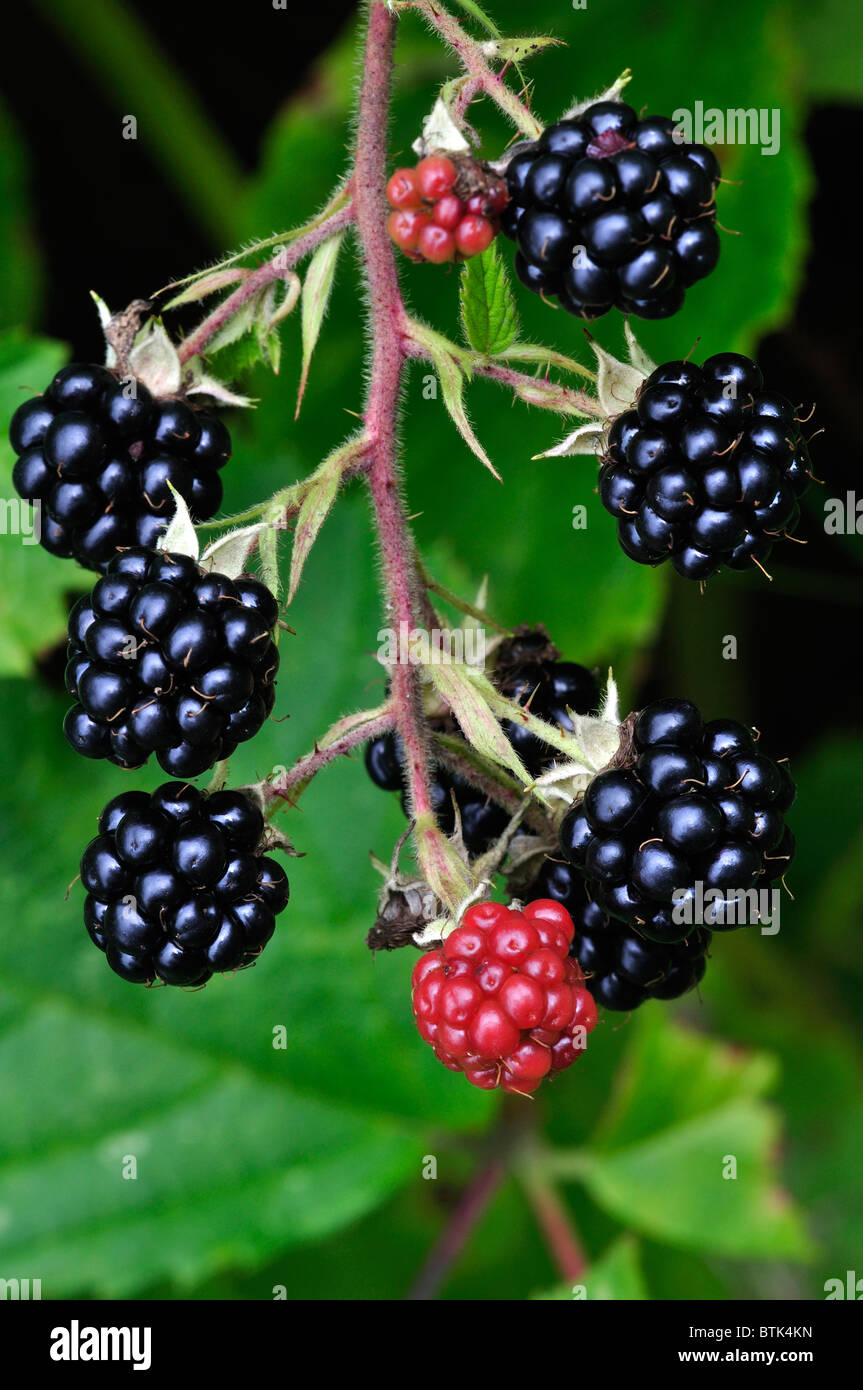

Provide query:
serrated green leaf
left=425, top=662, right=531, bottom=784
left=0, top=994, right=420, bottom=1296
left=578, top=1100, right=812, bottom=1259
left=287, top=437, right=363, bottom=602
left=424, top=336, right=499, bottom=480
left=592, top=1011, right=779, bottom=1152
left=460, top=243, right=519, bottom=356
left=297, top=230, right=346, bottom=417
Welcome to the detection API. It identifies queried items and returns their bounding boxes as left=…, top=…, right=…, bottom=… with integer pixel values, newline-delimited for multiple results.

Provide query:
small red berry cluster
left=386, top=154, right=509, bottom=264
left=411, top=898, right=598, bottom=1094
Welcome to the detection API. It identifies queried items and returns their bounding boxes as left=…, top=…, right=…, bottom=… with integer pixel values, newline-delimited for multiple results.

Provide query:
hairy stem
left=263, top=709, right=395, bottom=808
left=408, top=0, right=543, bottom=141
left=178, top=200, right=355, bottom=365
left=402, top=334, right=602, bottom=418
left=353, top=1, right=436, bottom=826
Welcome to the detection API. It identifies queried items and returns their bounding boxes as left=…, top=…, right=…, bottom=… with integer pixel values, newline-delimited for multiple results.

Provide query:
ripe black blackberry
left=530, top=856, right=710, bottom=1010
left=9, top=363, right=230, bottom=572
left=559, top=697, right=795, bottom=944
left=599, top=354, right=814, bottom=579
left=365, top=646, right=599, bottom=856
left=501, top=102, right=721, bottom=320
left=63, top=548, right=280, bottom=777
left=81, top=783, right=289, bottom=986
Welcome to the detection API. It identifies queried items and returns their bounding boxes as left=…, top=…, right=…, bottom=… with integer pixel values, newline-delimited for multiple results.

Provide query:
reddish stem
left=407, top=1160, right=506, bottom=1300
left=178, top=200, right=355, bottom=365
left=408, top=0, right=542, bottom=140
left=353, top=0, right=435, bottom=821
left=401, top=333, right=602, bottom=419
left=262, top=709, right=395, bottom=808
left=519, top=1166, right=588, bottom=1283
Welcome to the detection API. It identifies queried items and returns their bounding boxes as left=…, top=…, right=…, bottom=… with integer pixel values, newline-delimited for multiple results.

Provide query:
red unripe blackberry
left=410, top=899, right=597, bottom=1093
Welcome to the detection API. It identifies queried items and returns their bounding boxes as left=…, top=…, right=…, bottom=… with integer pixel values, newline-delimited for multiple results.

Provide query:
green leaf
left=0, top=330, right=87, bottom=676
left=297, top=230, right=346, bottom=417
left=424, top=335, right=499, bottom=480
left=592, top=1010, right=779, bottom=1152
left=0, top=501, right=494, bottom=1298
left=579, top=1099, right=812, bottom=1259
left=0, top=993, right=419, bottom=1295
left=287, top=438, right=363, bottom=602
left=460, top=243, right=519, bottom=356
left=532, top=1236, right=648, bottom=1300
left=426, top=661, right=531, bottom=784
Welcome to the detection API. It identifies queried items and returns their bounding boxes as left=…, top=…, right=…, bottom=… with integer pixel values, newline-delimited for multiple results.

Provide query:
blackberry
left=81, top=783, right=289, bottom=986
left=599, top=354, right=814, bottom=578
left=502, top=103, right=721, bottom=320
left=63, top=548, right=280, bottom=776
left=364, top=650, right=599, bottom=856
left=9, top=363, right=231, bottom=572
left=559, top=697, right=796, bottom=947
left=528, top=855, right=709, bottom=1010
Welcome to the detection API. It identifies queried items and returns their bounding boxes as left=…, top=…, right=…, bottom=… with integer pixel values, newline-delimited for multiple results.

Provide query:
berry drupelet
left=365, top=653, right=599, bottom=856
left=63, top=548, right=280, bottom=777
left=386, top=154, right=509, bottom=264
left=412, top=898, right=597, bottom=1092
left=559, top=697, right=796, bottom=945
left=9, top=363, right=230, bottom=572
left=501, top=101, right=721, bottom=320
left=81, top=783, right=289, bottom=987
left=599, top=354, right=814, bottom=579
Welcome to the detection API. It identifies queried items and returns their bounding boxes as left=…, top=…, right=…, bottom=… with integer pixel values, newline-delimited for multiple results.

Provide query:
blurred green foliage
left=0, top=0, right=860, bottom=1301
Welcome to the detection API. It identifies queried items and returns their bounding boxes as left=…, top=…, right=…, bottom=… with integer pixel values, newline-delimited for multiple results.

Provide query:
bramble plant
left=6, top=0, right=816, bottom=1094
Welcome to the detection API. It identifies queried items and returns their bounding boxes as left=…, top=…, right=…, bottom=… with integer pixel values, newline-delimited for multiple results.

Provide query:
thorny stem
left=178, top=200, right=355, bottom=365
left=263, top=709, right=395, bottom=809
left=353, top=0, right=437, bottom=828
left=406, top=0, right=543, bottom=141
left=401, top=332, right=604, bottom=419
